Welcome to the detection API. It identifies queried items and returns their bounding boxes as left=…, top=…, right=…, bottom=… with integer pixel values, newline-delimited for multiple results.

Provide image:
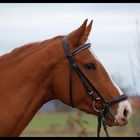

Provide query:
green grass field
left=20, top=110, right=138, bottom=137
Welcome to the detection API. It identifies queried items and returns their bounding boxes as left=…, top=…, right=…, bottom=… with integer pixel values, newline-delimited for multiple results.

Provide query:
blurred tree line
left=129, top=19, right=140, bottom=135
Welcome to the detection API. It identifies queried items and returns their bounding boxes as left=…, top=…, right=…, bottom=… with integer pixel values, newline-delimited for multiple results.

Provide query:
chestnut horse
left=0, top=19, right=132, bottom=136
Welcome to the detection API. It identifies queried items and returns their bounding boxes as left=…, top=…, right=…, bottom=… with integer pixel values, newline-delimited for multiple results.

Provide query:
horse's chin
left=106, top=119, right=119, bottom=127
left=106, top=121, right=116, bottom=127
left=106, top=119, right=128, bottom=127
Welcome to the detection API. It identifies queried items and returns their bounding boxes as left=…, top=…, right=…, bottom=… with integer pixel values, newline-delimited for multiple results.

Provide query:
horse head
left=53, top=19, right=132, bottom=128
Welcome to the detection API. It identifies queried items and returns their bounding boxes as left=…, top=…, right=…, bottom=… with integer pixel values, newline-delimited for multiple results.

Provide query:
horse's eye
left=84, top=63, right=96, bottom=70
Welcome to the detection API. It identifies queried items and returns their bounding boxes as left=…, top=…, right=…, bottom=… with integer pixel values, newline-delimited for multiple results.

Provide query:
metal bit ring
left=93, top=98, right=101, bottom=113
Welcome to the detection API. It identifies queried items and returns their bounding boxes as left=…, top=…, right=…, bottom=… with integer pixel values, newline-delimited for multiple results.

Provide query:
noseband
left=61, top=37, right=128, bottom=137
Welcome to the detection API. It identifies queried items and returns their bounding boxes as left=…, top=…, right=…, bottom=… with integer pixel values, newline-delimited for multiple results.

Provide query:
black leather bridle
left=61, top=37, right=128, bottom=137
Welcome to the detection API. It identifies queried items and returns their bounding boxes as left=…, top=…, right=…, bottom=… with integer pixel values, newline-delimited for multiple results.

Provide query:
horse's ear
left=67, top=19, right=88, bottom=49
left=80, top=20, right=93, bottom=45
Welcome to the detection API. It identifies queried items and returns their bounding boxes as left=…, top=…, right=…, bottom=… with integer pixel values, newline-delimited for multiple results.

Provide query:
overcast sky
left=0, top=3, right=140, bottom=95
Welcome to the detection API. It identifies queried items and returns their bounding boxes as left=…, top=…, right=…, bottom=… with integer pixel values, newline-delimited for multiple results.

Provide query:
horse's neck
left=0, top=39, right=60, bottom=136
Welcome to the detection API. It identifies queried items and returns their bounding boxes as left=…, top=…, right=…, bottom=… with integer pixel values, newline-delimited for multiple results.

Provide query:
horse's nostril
left=123, top=108, right=128, bottom=119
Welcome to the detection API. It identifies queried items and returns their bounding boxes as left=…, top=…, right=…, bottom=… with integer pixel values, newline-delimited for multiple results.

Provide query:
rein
left=61, top=37, right=128, bottom=137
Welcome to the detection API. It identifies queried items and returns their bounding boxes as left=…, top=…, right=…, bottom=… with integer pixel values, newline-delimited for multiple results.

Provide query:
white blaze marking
left=111, top=80, right=132, bottom=120
left=109, top=65, right=132, bottom=120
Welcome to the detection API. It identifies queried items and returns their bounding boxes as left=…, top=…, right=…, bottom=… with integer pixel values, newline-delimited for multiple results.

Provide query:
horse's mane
left=0, top=42, right=40, bottom=64
left=0, top=36, right=63, bottom=65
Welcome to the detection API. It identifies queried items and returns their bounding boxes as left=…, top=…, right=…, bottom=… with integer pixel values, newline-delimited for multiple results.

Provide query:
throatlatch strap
left=69, top=58, right=74, bottom=107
